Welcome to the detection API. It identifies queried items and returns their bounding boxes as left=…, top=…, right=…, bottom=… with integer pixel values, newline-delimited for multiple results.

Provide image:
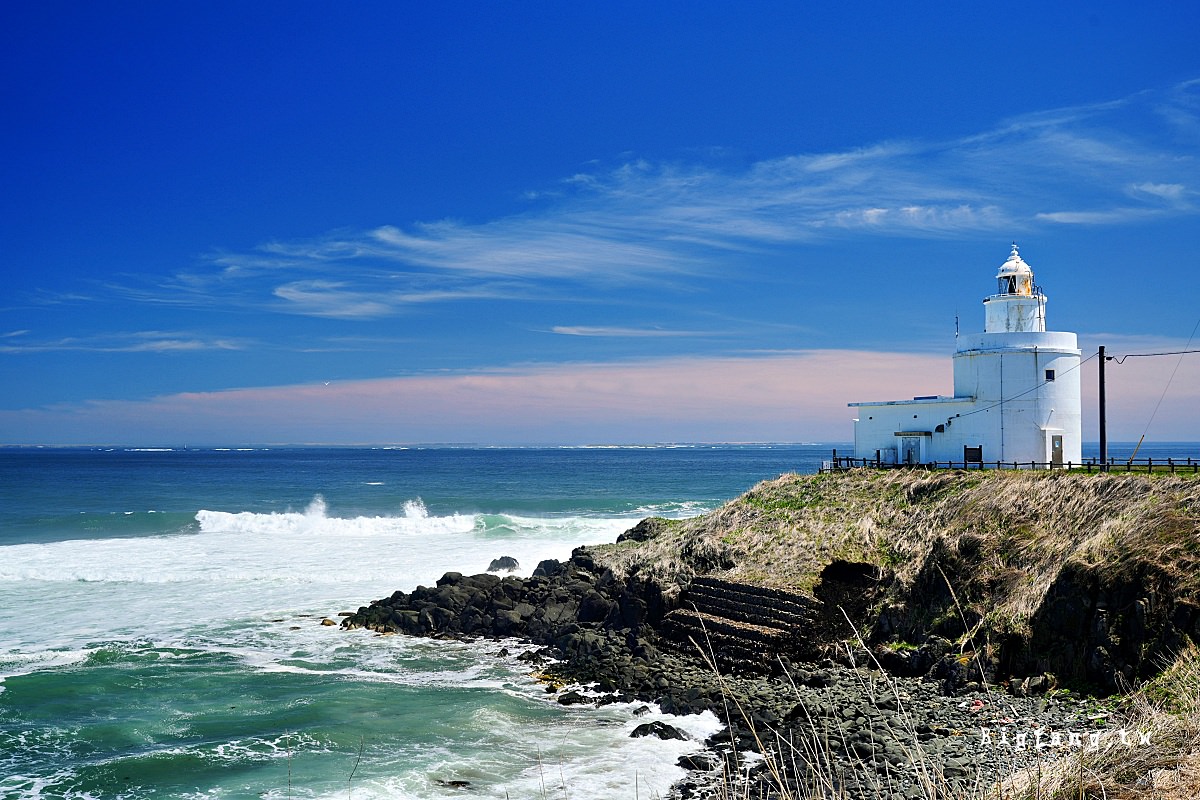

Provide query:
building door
left=901, top=437, right=921, bottom=464
left=1051, top=435, right=1063, bottom=466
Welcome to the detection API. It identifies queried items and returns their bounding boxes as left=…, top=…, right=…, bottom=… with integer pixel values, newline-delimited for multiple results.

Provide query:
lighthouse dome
left=995, top=243, right=1035, bottom=296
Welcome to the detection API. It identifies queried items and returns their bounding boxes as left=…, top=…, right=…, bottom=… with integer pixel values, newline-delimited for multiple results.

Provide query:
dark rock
left=557, top=690, right=591, bottom=706
left=795, top=668, right=832, bottom=688
left=677, top=753, right=719, bottom=771
left=631, top=721, right=686, bottom=740
left=617, top=517, right=670, bottom=543
left=570, top=546, right=599, bottom=573
left=493, top=609, right=523, bottom=635
left=461, top=573, right=502, bottom=592
left=579, top=590, right=616, bottom=623
left=533, top=559, right=566, bottom=578
left=488, top=556, right=520, bottom=572
left=517, top=649, right=549, bottom=664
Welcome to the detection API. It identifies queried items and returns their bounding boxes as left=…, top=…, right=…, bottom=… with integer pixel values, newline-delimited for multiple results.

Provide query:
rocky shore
left=339, top=469, right=1200, bottom=798
left=340, top=555, right=1115, bottom=798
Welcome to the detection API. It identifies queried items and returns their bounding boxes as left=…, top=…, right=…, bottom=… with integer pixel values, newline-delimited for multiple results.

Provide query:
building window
left=1045, top=369, right=1056, bottom=382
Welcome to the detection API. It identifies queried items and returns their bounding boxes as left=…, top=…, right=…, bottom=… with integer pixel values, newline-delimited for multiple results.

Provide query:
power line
left=945, top=338, right=1199, bottom=428
left=1118, top=317, right=1200, bottom=460
left=1109, top=348, right=1200, bottom=364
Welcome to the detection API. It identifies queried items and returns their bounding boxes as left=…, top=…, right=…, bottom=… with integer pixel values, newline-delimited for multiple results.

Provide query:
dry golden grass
left=695, top=643, right=1200, bottom=800
left=997, top=644, right=1200, bottom=800
left=592, top=468, right=1200, bottom=642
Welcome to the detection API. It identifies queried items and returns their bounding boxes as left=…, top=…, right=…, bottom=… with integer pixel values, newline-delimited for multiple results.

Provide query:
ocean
left=0, top=444, right=834, bottom=800
left=1, top=441, right=1193, bottom=799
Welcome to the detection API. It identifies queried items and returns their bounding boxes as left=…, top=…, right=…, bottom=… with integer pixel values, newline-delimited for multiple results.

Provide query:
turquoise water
left=0, top=445, right=829, bottom=799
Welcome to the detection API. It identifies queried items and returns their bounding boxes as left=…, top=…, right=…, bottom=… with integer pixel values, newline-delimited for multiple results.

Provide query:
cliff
left=346, top=468, right=1200, bottom=693
left=591, top=468, right=1200, bottom=692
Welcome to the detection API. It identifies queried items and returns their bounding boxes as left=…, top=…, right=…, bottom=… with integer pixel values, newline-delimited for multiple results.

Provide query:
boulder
left=436, top=572, right=463, bottom=586
left=631, top=721, right=686, bottom=740
left=617, top=517, right=670, bottom=543
left=557, top=690, right=591, bottom=706
left=677, top=753, right=720, bottom=771
left=533, top=559, right=566, bottom=578
left=488, top=556, right=520, bottom=572
left=578, top=590, right=616, bottom=623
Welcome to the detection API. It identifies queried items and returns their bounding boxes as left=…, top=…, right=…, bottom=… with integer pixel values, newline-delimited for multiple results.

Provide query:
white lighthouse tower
left=849, top=244, right=1082, bottom=466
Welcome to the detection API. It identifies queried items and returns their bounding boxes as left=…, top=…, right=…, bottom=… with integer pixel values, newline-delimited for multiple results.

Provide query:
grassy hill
left=592, top=468, right=1200, bottom=691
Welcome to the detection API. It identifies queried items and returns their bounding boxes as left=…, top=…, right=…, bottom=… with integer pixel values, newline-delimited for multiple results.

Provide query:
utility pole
left=1099, top=345, right=1107, bottom=472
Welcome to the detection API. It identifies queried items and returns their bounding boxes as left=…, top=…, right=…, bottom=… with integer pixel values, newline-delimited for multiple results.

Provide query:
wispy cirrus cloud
left=0, top=330, right=246, bottom=354
left=1035, top=209, right=1158, bottom=225
left=106, top=80, right=1199, bottom=319
left=1129, top=182, right=1188, bottom=203
left=550, top=325, right=718, bottom=338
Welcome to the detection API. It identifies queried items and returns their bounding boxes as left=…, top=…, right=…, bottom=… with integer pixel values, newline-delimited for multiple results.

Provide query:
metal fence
left=824, top=452, right=1200, bottom=474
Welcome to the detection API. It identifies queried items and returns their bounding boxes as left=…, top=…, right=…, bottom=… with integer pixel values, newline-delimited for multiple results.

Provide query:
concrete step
left=664, top=608, right=788, bottom=643
left=680, top=589, right=814, bottom=630
left=660, top=610, right=784, bottom=670
left=681, top=578, right=818, bottom=630
left=689, top=577, right=818, bottom=615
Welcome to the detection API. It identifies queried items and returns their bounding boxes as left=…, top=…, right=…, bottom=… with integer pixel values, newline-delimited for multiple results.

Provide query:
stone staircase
left=660, top=576, right=821, bottom=673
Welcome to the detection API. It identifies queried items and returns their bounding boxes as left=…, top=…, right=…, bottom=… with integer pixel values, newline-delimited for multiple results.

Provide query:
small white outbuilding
left=849, top=244, right=1082, bottom=466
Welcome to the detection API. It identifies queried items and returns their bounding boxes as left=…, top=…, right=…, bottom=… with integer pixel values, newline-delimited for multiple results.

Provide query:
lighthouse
left=849, top=244, right=1082, bottom=466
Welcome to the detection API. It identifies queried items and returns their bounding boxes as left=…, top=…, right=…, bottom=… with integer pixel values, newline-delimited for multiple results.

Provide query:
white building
left=849, top=245, right=1082, bottom=466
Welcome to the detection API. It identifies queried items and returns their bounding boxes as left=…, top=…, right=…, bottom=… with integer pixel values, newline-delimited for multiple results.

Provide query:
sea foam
left=195, top=495, right=473, bottom=538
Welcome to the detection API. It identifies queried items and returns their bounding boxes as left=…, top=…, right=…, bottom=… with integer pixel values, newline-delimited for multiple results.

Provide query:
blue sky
left=2, top=2, right=1198, bottom=445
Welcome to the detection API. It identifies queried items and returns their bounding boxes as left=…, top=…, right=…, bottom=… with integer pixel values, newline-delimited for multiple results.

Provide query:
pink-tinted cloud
left=1, top=351, right=946, bottom=445
left=3, top=345, right=1193, bottom=446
